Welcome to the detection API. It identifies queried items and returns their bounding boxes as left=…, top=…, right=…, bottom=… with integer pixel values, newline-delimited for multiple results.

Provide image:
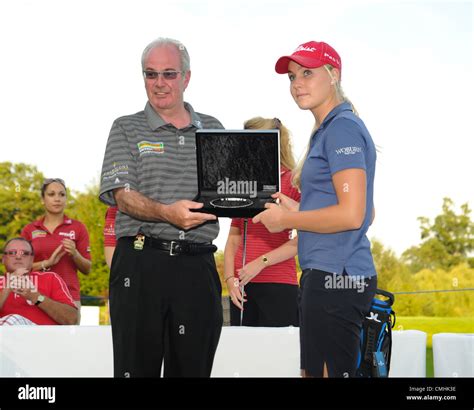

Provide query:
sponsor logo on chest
left=59, top=230, right=76, bottom=240
left=31, top=230, right=47, bottom=239
left=137, top=141, right=164, bottom=156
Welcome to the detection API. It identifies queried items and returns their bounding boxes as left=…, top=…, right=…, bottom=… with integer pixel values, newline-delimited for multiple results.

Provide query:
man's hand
left=11, top=275, right=38, bottom=302
left=5, top=268, right=30, bottom=295
left=163, top=200, right=217, bottom=230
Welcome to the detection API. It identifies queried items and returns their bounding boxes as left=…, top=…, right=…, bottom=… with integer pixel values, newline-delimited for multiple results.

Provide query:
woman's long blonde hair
left=291, top=64, right=358, bottom=189
left=244, top=117, right=296, bottom=171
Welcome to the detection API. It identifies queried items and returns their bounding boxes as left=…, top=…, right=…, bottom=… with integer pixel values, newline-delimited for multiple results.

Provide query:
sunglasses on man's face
left=4, top=250, right=34, bottom=257
left=143, top=70, right=183, bottom=81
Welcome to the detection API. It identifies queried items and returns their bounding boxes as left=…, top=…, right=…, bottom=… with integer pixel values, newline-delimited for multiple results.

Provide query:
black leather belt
left=126, top=235, right=217, bottom=256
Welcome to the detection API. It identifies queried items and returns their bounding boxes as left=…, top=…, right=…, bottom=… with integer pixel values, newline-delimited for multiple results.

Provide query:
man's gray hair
left=3, top=237, right=34, bottom=256
left=141, top=37, right=190, bottom=73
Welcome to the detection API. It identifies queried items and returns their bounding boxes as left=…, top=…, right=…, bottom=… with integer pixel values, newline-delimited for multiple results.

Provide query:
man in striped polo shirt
left=99, top=37, right=224, bottom=378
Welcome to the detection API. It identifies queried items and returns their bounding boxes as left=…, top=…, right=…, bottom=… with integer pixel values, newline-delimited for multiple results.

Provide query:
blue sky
left=0, top=0, right=472, bottom=255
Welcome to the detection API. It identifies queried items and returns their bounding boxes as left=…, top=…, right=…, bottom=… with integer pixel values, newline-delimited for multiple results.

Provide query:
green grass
left=396, top=316, right=473, bottom=377
left=395, top=316, right=473, bottom=348
left=426, top=347, right=433, bottom=378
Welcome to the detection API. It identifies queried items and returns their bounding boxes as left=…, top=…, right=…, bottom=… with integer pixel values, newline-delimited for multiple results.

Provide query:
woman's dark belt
left=123, top=235, right=217, bottom=256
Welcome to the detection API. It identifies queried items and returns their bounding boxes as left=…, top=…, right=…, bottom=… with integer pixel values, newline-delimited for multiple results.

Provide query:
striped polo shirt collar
left=144, top=101, right=203, bottom=130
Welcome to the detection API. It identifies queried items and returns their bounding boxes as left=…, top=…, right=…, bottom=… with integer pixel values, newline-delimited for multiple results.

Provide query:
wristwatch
left=262, top=255, right=269, bottom=265
left=35, top=294, right=45, bottom=306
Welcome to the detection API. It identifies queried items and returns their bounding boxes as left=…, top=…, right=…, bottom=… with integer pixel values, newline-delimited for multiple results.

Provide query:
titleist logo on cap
left=295, top=45, right=317, bottom=53
left=293, top=44, right=341, bottom=67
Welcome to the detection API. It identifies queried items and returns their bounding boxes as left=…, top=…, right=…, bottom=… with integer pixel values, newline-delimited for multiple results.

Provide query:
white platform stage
left=0, top=326, right=438, bottom=377
left=432, top=333, right=474, bottom=377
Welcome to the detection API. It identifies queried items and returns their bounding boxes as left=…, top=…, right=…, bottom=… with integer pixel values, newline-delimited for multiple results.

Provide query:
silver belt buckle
left=169, top=240, right=178, bottom=256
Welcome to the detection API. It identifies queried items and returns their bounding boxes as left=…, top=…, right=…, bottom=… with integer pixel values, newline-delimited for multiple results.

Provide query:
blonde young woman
left=254, top=42, right=377, bottom=377
left=224, top=117, right=300, bottom=326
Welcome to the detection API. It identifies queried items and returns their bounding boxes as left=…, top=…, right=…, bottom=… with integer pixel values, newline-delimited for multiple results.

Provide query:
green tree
left=402, top=198, right=474, bottom=272
left=0, top=163, right=109, bottom=300
left=403, top=264, right=474, bottom=317
left=214, top=250, right=227, bottom=295
left=371, top=238, right=408, bottom=291
left=0, top=162, right=45, bottom=272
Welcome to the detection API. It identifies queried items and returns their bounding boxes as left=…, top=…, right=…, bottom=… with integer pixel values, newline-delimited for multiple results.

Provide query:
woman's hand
left=46, top=244, right=66, bottom=267
left=253, top=203, right=287, bottom=233
left=62, top=239, right=92, bottom=274
left=272, top=192, right=299, bottom=212
left=227, top=277, right=246, bottom=310
left=61, top=239, right=78, bottom=257
left=238, top=258, right=265, bottom=286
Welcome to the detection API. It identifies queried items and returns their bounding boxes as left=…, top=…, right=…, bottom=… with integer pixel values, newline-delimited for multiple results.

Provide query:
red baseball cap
left=275, top=41, right=342, bottom=74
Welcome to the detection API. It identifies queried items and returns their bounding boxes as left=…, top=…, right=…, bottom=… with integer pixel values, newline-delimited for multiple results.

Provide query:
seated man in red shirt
left=0, top=237, right=78, bottom=325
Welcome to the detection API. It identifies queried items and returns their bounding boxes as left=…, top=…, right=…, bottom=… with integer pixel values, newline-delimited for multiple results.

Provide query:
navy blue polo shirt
left=298, top=102, right=377, bottom=278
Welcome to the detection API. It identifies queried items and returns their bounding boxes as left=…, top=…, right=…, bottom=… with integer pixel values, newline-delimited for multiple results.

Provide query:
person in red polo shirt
left=0, top=237, right=78, bottom=325
left=21, top=178, right=91, bottom=314
left=103, top=206, right=118, bottom=268
left=224, top=117, right=300, bottom=327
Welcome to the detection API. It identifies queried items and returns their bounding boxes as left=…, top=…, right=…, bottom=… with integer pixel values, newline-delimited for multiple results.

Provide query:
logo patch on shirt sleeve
left=102, top=163, right=129, bottom=181
left=335, top=146, right=362, bottom=155
left=137, top=141, right=164, bottom=155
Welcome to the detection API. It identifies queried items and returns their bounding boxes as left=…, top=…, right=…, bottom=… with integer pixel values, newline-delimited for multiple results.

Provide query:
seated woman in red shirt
left=21, top=178, right=91, bottom=312
left=224, top=117, right=300, bottom=326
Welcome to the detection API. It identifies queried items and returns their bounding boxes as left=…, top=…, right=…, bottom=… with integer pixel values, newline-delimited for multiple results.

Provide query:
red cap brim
left=275, top=55, right=326, bottom=74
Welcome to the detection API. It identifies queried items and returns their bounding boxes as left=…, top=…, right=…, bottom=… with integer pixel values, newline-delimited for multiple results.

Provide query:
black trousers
left=299, top=269, right=376, bottom=377
left=109, top=237, right=223, bottom=377
left=229, top=282, right=299, bottom=327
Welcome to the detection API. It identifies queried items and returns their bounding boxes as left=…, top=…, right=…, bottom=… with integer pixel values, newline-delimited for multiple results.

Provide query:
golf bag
left=356, top=288, right=396, bottom=377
